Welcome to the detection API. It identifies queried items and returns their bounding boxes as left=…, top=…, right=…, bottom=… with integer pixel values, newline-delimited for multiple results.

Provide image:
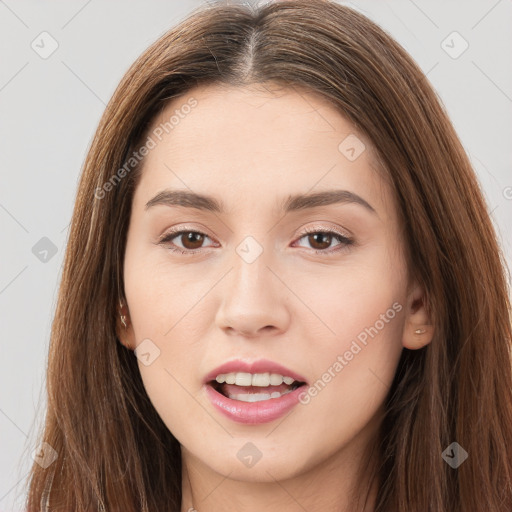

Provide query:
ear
left=116, top=299, right=136, bottom=351
left=402, top=281, right=434, bottom=350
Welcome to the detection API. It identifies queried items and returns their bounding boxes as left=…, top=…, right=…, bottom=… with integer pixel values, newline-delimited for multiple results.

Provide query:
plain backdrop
left=0, top=0, right=511, bottom=509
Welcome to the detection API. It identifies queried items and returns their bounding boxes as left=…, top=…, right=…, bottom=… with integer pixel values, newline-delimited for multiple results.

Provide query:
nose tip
left=215, top=258, right=290, bottom=339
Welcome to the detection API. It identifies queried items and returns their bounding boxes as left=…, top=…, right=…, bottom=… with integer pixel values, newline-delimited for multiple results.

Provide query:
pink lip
left=202, top=358, right=308, bottom=425
left=202, top=358, right=308, bottom=385
left=204, top=382, right=307, bottom=424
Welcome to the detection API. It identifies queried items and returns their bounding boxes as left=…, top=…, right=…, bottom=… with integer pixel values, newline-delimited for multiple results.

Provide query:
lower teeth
left=226, top=388, right=294, bottom=402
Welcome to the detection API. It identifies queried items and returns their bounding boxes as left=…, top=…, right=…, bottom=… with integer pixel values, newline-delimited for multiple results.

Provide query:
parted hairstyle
left=25, top=1, right=512, bottom=510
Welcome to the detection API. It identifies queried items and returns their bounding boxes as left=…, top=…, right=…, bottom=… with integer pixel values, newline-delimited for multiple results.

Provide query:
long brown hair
left=25, top=1, right=512, bottom=510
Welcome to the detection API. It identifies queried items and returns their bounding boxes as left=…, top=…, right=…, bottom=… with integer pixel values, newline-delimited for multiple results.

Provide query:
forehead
left=134, top=83, right=395, bottom=221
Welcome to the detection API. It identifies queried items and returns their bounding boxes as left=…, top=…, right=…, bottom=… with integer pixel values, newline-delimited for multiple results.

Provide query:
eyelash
left=158, top=226, right=354, bottom=256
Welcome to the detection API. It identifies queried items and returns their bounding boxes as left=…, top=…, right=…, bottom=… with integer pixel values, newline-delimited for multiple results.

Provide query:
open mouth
left=209, top=381, right=305, bottom=402
left=204, top=367, right=309, bottom=423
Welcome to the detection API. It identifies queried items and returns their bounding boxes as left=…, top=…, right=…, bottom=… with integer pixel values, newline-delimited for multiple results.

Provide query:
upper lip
left=203, top=358, right=308, bottom=385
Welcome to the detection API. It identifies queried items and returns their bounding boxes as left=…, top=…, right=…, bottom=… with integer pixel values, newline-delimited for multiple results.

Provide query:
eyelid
left=157, top=224, right=215, bottom=242
left=296, top=223, right=352, bottom=239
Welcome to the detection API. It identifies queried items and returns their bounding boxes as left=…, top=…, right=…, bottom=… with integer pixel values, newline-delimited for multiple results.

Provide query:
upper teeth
left=215, top=372, right=296, bottom=387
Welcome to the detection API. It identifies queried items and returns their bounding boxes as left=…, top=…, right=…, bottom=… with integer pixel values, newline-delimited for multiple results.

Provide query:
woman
left=26, top=1, right=512, bottom=510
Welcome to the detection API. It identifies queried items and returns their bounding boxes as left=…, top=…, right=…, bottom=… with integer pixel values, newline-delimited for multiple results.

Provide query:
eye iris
left=309, top=232, right=332, bottom=250
left=181, top=232, right=204, bottom=250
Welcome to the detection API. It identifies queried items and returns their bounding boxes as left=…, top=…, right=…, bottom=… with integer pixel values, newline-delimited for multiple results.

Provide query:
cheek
left=292, top=246, right=406, bottom=413
left=123, top=246, right=216, bottom=437
left=291, top=246, right=406, bottom=352
left=293, top=284, right=404, bottom=466
left=300, top=278, right=405, bottom=402
left=123, top=240, right=211, bottom=338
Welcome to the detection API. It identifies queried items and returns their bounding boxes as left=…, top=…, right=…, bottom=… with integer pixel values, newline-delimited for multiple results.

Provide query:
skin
left=116, top=82, right=433, bottom=512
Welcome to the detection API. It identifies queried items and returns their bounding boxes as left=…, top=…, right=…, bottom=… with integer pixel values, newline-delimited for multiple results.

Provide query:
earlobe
left=116, top=299, right=136, bottom=350
left=404, top=324, right=433, bottom=350
left=402, top=282, right=434, bottom=350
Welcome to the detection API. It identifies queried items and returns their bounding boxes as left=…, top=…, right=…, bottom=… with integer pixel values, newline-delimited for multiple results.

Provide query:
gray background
left=0, top=0, right=511, bottom=509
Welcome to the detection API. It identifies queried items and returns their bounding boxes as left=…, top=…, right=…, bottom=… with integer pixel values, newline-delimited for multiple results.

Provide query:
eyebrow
left=145, top=189, right=376, bottom=215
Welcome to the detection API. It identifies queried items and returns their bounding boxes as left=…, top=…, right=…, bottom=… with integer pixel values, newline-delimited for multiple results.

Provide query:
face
left=119, top=83, right=431, bottom=484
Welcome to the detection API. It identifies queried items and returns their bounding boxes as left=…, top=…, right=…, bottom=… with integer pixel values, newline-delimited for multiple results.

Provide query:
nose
left=214, top=246, right=291, bottom=339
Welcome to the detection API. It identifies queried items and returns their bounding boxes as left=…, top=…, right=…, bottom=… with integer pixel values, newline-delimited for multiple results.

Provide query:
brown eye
left=307, top=232, right=333, bottom=250
left=179, top=231, right=205, bottom=250
left=159, top=230, right=215, bottom=254
left=294, top=228, right=353, bottom=254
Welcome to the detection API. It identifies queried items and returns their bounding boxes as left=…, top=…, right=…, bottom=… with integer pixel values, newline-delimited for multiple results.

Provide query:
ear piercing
left=119, top=299, right=128, bottom=329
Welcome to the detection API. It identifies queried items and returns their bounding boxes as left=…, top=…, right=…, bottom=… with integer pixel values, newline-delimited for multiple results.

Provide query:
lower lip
left=204, top=383, right=306, bottom=424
